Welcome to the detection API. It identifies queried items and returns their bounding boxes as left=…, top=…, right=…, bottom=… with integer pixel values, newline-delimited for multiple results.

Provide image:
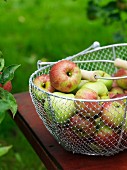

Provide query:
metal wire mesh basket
left=29, top=42, right=127, bottom=156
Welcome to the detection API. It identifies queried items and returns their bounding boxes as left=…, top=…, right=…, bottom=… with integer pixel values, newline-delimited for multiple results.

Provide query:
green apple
left=72, top=80, right=88, bottom=94
left=102, top=100, right=125, bottom=128
left=114, top=68, right=127, bottom=90
left=82, top=81, right=109, bottom=99
left=97, top=70, right=113, bottom=90
left=109, top=87, right=124, bottom=98
left=94, top=124, right=120, bottom=149
left=44, top=92, right=76, bottom=124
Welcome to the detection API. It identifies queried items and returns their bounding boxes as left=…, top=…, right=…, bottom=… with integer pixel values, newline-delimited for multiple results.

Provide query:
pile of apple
left=33, top=59, right=127, bottom=151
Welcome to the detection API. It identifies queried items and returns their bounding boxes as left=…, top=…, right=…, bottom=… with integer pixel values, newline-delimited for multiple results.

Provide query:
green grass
left=0, top=0, right=125, bottom=169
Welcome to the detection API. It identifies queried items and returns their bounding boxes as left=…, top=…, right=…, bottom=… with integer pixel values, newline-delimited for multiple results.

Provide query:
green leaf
left=0, top=87, right=17, bottom=117
left=0, top=112, right=6, bottom=124
left=0, top=51, right=3, bottom=58
left=102, top=1, right=117, bottom=12
left=0, top=58, right=5, bottom=72
left=0, top=51, right=4, bottom=72
left=0, top=145, right=12, bottom=157
left=1, top=64, right=20, bottom=85
left=108, top=12, right=121, bottom=21
left=0, top=100, right=10, bottom=113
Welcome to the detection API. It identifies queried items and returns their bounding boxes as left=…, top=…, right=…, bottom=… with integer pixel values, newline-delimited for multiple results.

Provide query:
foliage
left=86, top=0, right=127, bottom=42
left=0, top=53, right=20, bottom=157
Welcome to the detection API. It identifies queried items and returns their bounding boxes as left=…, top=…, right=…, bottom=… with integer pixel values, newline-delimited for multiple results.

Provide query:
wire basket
left=29, top=42, right=127, bottom=156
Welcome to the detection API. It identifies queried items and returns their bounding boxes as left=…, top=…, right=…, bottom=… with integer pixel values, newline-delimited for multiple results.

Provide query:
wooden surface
left=13, top=92, right=127, bottom=170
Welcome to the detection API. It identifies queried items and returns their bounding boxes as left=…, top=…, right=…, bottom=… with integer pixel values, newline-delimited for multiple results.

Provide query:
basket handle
left=37, top=41, right=100, bottom=69
left=81, top=69, right=127, bottom=81
left=114, top=58, right=127, bottom=70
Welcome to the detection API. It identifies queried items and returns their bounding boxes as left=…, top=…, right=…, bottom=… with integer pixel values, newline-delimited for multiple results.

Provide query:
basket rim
left=67, top=42, right=127, bottom=61
left=29, top=83, right=127, bottom=102
left=29, top=42, right=127, bottom=102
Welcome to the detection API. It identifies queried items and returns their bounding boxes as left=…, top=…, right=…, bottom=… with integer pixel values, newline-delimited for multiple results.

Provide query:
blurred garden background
left=0, top=0, right=127, bottom=169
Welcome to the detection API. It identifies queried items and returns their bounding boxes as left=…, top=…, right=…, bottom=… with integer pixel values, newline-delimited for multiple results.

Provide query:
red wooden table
left=13, top=92, right=127, bottom=170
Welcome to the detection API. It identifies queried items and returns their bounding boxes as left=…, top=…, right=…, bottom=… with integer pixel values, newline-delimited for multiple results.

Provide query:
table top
left=14, top=92, right=127, bottom=170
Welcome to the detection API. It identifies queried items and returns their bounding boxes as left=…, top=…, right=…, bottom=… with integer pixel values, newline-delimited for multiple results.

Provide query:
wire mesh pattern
left=29, top=43, right=127, bottom=156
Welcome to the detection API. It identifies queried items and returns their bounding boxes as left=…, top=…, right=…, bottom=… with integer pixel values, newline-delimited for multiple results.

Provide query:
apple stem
left=67, top=72, right=72, bottom=77
left=41, top=83, right=46, bottom=88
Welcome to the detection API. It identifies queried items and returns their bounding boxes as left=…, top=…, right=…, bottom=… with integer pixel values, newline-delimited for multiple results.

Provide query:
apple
left=82, top=81, right=109, bottom=99
left=114, top=68, right=127, bottom=90
left=57, top=124, right=85, bottom=147
left=97, top=70, right=113, bottom=90
left=49, top=60, right=81, bottom=93
left=0, top=72, right=12, bottom=92
left=70, top=114, right=96, bottom=138
left=111, top=93, right=127, bottom=99
left=75, top=87, right=102, bottom=117
left=94, top=124, right=120, bottom=149
left=102, top=100, right=125, bottom=128
left=33, top=74, right=55, bottom=92
left=124, top=90, right=127, bottom=94
left=33, top=74, right=55, bottom=100
left=109, top=87, right=124, bottom=98
left=44, top=92, right=76, bottom=124
left=72, top=80, right=88, bottom=94
left=112, top=80, right=118, bottom=88
left=0, top=81, right=12, bottom=92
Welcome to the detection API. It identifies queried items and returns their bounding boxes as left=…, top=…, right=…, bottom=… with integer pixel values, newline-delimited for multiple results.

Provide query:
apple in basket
left=33, top=74, right=55, bottom=100
left=57, top=124, right=85, bottom=147
left=97, top=70, right=113, bottom=90
left=75, top=81, right=109, bottom=118
left=49, top=60, right=81, bottom=93
left=101, top=100, right=125, bottom=128
left=94, top=124, right=120, bottom=149
left=82, top=81, right=109, bottom=99
left=121, top=116, right=127, bottom=147
left=70, top=113, right=96, bottom=138
left=109, top=86, right=124, bottom=98
left=44, top=92, right=76, bottom=124
left=114, top=68, right=127, bottom=90
left=75, top=87, right=102, bottom=117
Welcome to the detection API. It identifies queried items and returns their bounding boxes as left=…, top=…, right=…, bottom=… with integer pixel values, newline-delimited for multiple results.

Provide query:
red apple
left=33, top=74, right=55, bottom=100
left=0, top=72, right=12, bottom=92
left=0, top=81, right=12, bottom=92
left=33, top=74, right=55, bottom=92
left=75, top=87, right=102, bottom=117
left=111, top=93, right=127, bottom=99
left=102, top=100, right=125, bottom=128
left=114, top=68, right=127, bottom=90
left=70, top=114, right=96, bottom=138
left=94, top=125, right=120, bottom=149
left=49, top=60, right=81, bottom=92
left=57, top=124, right=85, bottom=147
left=109, top=87, right=124, bottom=98
left=112, top=80, right=118, bottom=88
